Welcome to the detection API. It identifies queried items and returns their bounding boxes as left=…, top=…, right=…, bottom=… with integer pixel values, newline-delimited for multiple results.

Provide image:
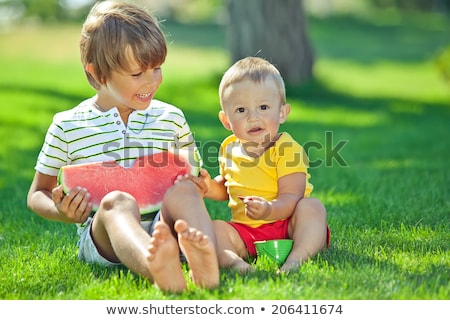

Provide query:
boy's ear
left=86, top=63, right=103, bottom=84
left=218, top=110, right=232, bottom=130
left=86, top=63, right=95, bottom=77
left=279, top=103, right=291, bottom=124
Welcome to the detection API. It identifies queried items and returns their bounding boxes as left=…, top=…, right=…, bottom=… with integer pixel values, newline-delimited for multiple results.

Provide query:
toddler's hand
left=240, top=196, right=272, bottom=220
left=175, top=168, right=210, bottom=196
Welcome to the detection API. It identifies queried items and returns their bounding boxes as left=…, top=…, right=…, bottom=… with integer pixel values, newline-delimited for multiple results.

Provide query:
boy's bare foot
left=174, top=219, right=220, bottom=289
left=148, top=221, right=187, bottom=292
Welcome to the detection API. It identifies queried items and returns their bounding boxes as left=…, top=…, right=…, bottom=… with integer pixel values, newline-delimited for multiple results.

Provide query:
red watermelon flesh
left=58, top=150, right=200, bottom=214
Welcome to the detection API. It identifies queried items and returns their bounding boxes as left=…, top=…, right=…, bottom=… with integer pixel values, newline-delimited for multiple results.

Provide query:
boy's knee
left=99, top=190, right=138, bottom=212
left=164, top=180, right=199, bottom=202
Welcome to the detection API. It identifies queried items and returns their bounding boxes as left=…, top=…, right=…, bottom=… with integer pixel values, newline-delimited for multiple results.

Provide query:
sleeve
left=173, top=109, right=203, bottom=168
left=275, top=136, right=309, bottom=179
left=218, top=141, right=226, bottom=177
left=34, top=119, right=69, bottom=176
left=218, top=135, right=234, bottom=178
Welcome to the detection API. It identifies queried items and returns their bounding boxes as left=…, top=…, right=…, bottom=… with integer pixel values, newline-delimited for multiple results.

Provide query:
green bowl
left=254, top=239, right=293, bottom=265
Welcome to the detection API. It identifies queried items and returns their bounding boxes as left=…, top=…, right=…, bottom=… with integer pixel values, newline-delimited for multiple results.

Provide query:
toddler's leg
left=280, top=197, right=328, bottom=272
left=213, top=220, right=255, bottom=273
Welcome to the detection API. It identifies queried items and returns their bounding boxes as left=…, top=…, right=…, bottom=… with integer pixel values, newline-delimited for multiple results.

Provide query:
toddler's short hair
left=80, top=1, right=167, bottom=90
left=219, top=57, right=287, bottom=107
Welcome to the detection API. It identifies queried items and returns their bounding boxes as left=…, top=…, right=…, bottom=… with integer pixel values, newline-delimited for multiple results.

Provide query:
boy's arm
left=27, top=171, right=92, bottom=224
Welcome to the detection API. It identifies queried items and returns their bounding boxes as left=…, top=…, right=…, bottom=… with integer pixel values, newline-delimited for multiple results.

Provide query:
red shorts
left=228, top=219, right=331, bottom=257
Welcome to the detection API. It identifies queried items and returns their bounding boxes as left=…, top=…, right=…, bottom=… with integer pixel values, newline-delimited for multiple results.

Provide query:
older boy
left=27, top=1, right=219, bottom=292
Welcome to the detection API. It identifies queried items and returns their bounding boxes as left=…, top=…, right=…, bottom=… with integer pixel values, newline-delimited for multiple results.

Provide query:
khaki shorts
left=77, top=211, right=160, bottom=266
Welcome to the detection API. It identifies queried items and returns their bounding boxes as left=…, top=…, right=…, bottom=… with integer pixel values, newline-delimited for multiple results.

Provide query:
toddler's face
left=220, top=78, right=289, bottom=147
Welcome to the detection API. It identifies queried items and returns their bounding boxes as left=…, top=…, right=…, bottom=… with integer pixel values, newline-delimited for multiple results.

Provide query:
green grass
left=0, top=12, right=449, bottom=300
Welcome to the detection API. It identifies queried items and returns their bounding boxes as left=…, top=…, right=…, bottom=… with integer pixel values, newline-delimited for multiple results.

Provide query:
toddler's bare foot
left=230, top=259, right=255, bottom=274
left=279, top=258, right=302, bottom=273
left=174, top=219, right=219, bottom=289
left=148, top=221, right=187, bottom=292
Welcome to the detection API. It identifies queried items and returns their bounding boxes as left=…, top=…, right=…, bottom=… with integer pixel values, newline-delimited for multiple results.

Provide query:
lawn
left=0, top=11, right=449, bottom=300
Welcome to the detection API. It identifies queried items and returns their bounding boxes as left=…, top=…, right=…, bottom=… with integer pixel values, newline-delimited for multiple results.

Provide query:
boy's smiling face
left=219, top=78, right=290, bottom=153
left=90, top=46, right=163, bottom=114
left=104, top=47, right=163, bottom=111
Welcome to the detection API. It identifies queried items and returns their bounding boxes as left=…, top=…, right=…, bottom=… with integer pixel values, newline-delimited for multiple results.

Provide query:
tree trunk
left=226, top=0, right=314, bottom=85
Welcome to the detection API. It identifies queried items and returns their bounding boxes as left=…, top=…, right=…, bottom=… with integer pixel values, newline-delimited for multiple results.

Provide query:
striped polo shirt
left=35, top=97, right=201, bottom=176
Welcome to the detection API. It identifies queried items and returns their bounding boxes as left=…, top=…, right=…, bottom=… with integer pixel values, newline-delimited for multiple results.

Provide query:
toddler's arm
left=244, top=172, right=306, bottom=221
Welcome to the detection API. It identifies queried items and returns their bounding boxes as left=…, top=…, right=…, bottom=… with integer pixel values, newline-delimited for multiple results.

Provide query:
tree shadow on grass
left=162, top=14, right=449, bottom=64
left=161, top=20, right=227, bottom=50
left=309, top=14, right=449, bottom=64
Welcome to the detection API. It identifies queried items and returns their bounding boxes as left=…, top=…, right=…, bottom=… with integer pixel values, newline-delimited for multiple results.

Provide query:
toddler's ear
left=280, top=104, right=291, bottom=124
left=218, top=110, right=232, bottom=130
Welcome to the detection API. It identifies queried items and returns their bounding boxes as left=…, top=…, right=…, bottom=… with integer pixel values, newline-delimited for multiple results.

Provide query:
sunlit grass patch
left=0, top=14, right=448, bottom=300
left=315, top=60, right=449, bottom=103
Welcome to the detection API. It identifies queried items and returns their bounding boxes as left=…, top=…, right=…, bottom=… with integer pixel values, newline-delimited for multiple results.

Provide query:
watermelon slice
left=58, top=150, right=200, bottom=214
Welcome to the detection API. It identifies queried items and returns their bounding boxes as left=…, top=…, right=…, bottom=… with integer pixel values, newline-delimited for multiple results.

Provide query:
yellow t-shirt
left=219, top=132, right=313, bottom=227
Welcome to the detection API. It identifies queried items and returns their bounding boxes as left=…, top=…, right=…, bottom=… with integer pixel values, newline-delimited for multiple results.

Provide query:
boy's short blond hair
left=80, top=1, right=167, bottom=90
left=218, top=57, right=287, bottom=107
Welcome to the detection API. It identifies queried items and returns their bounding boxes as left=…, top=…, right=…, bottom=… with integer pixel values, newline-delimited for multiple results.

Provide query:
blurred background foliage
left=1, top=0, right=449, bottom=85
left=0, top=0, right=447, bottom=87
left=0, top=0, right=448, bottom=25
